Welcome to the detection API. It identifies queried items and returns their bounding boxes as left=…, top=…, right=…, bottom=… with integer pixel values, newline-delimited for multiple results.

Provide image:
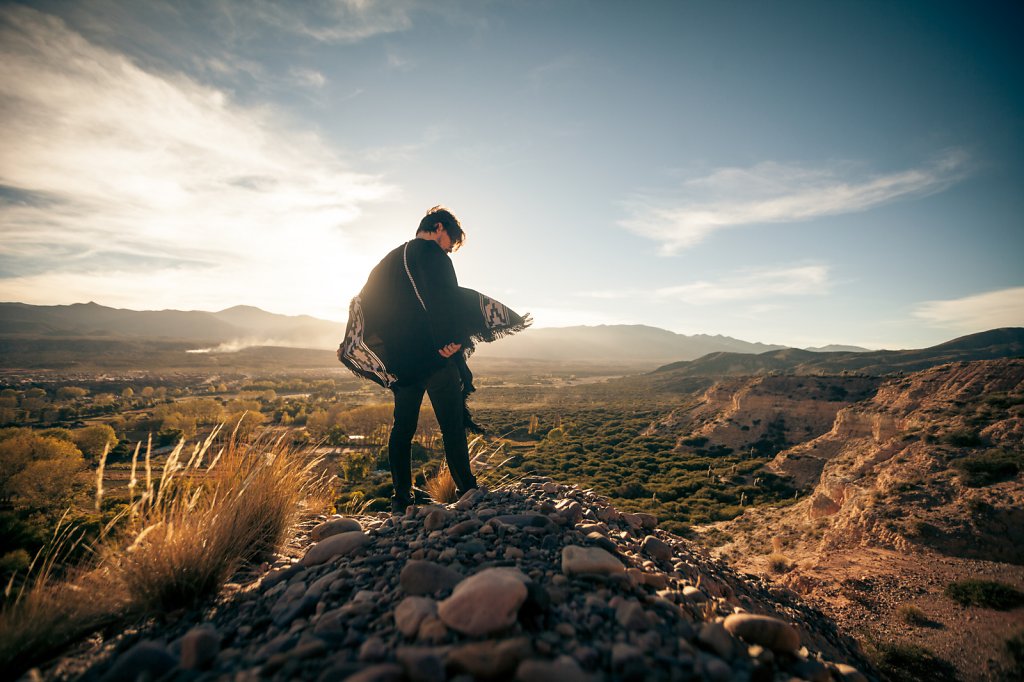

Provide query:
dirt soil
left=727, top=546, right=1024, bottom=681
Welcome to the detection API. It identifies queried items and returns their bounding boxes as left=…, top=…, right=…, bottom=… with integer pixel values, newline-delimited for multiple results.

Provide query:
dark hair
left=416, top=205, right=465, bottom=248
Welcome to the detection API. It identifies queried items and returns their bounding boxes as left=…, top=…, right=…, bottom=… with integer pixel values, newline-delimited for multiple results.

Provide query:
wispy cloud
left=228, top=0, right=413, bottom=44
left=289, top=67, right=327, bottom=88
left=913, top=287, right=1024, bottom=331
left=0, top=6, right=393, bottom=316
left=582, top=265, right=830, bottom=304
left=621, top=151, right=969, bottom=254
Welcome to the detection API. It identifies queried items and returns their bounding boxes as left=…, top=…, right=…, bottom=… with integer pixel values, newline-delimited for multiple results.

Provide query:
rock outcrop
left=46, top=479, right=872, bottom=682
left=647, top=375, right=880, bottom=455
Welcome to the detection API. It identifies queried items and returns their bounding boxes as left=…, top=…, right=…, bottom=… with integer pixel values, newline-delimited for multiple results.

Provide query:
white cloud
left=238, top=0, right=413, bottom=43
left=621, top=151, right=969, bottom=253
left=581, top=265, right=829, bottom=304
left=0, top=6, right=393, bottom=317
left=913, top=287, right=1024, bottom=332
left=290, top=67, right=327, bottom=88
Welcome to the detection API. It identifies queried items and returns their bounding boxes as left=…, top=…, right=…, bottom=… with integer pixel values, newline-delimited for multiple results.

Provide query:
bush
left=953, top=448, right=1022, bottom=486
left=941, top=429, right=982, bottom=447
left=767, top=553, right=793, bottom=574
left=944, top=579, right=1024, bottom=610
left=871, top=641, right=957, bottom=682
left=1007, top=630, right=1024, bottom=674
left=896, top=604, right=929, bottom=626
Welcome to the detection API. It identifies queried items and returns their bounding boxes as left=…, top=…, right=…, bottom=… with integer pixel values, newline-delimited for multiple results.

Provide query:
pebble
left=394, top=596, right=437, bottom=637
left=100, top=641, right=177, bottom=682
left=447, top=637, right=532, bottom=678
left=516, top=655, right=592, bottom=682
left=399, top=560, right=463, bottom=595
left=396, top=647, right=446, bottom=682
left=179, top=626, right=221, bottom=670
left=79, top=479, right=871, bottom=682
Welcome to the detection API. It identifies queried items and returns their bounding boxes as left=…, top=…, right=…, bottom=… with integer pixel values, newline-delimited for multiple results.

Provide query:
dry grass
left=0, top=428, right=329, bottom=676
left=422, top=436, right=527, bottom=504
left=896, top=604, right=929, bottom=626
left=424, top=460, right=458, bottom=503
left=0, top=514, right=127, bottom=676
left=767, top=553, right=794, bottom=574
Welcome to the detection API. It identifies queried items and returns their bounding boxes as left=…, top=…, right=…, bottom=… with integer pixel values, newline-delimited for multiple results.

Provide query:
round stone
left=438, top=568, right=529, bottom=636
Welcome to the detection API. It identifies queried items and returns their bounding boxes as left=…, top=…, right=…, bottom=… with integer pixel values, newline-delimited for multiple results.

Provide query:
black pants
left=388, top=360, right=476, bottom=504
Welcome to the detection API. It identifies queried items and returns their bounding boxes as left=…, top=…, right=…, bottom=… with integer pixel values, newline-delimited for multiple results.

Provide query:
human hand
left=438, top=342, right=462, bottom=358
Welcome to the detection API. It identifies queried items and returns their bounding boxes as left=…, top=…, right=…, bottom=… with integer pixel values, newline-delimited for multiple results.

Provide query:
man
left=338, top=206, right=529, bottom=514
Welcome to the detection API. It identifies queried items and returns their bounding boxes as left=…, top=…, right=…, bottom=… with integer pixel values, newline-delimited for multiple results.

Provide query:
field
left=0, top=355, right=809, bottom=588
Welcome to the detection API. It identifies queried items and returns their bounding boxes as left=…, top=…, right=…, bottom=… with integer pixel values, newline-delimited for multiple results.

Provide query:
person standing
left=338, top=206, right=529, bottom=514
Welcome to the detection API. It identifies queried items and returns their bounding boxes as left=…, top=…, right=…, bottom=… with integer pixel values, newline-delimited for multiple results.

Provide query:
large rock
left=561, top=545, right=625, bottom=576
left=400, top=560, right=463, bottom=595
left=641, top=535, right=673, bottom=561
left=311, top=517, right=362, bottom=541
left=301, top=531, right=369, bottom=566
left=438, top=568, right=529, bottom=636
left=723, top=613, right=801, bottom=653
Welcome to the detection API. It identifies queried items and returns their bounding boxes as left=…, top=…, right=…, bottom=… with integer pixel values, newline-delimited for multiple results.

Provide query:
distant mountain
left=803, top=344, right=870, bottom=353
left=650, top=327, right=1024, bottom=382
left=471, top=324, right=786, bottom=364
left=0, top=301, right=344, bottom=349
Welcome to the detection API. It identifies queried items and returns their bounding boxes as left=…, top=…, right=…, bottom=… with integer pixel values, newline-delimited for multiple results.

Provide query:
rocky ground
left=701, top=359, right=1024, bottom=681
left=30, top=479, right=874, bottom=682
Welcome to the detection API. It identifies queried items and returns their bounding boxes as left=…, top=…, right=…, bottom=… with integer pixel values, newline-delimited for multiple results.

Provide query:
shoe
left=391, top=498, right=412, bottom=515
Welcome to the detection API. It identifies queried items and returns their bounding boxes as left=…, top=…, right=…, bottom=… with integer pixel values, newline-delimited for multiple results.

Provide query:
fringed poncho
left=338, top=239, right=530, bottom=429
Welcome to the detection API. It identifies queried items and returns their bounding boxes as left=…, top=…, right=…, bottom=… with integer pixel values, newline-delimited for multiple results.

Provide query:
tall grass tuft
left=424, top=460, right=458, bottom=503
left=0, top=513, right=127, bottom=676
left=422, top=436, right=526, bottom=504
left=0, top=428, right=329, bottom=676
left=111, top=430, right=329, bottom=612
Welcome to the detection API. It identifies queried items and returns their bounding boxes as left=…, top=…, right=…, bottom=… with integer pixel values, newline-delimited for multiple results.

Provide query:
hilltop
left=649, top=328, right=1024, bottom=383
left=34, top=480, right=874, bottom=682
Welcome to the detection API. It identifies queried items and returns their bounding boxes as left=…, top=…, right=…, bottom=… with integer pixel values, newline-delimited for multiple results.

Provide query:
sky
left=1, top=0, right=1022, bottom=350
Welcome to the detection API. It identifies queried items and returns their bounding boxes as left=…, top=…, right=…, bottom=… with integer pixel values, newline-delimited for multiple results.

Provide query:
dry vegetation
left=0, top=428, right=330, bottom=677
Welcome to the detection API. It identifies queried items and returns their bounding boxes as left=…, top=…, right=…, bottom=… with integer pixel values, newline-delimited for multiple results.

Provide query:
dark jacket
left=359, top=239, right=466, bottom=386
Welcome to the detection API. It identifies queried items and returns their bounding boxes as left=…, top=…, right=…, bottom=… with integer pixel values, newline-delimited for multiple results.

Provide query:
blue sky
left=1, top=0, right=1021, bottom=349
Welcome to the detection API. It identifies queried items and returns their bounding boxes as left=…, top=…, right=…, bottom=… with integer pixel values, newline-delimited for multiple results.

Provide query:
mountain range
left=0, top=302, right=867, bottom=365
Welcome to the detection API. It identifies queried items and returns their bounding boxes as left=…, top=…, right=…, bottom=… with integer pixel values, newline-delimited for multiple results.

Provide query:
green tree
left=73, top=424, right=117, bottom=459
left=56, top=386, right=88, bottom=400
left=0, top=429, right=85, bottom=508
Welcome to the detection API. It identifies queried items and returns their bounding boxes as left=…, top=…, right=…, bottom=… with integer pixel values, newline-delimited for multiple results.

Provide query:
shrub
left=896, top=604, right=929, bottom=626
left=941, top=429, right=982, bottom=447
left=1007, top=630, right=1024, bottom=674
left=767, top=553, right=793, bottom=574
left=871, top=641, right=957, bottom=682
left=944, top=579, right=1024, bottom=610
left=953, top=448, right=1022, bottom=486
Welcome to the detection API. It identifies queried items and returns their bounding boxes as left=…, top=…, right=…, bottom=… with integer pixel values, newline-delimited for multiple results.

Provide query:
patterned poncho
left=338, top=239, right=530, bottom=428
